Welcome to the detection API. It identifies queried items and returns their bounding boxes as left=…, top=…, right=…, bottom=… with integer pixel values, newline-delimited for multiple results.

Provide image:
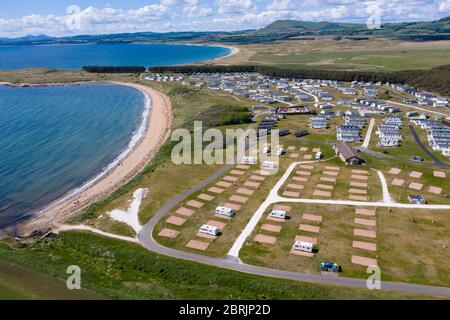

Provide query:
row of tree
left=82, top=66, right=146, bottom=73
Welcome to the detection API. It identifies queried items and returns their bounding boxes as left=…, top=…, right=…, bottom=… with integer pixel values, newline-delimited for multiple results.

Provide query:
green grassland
left=0, top=232, right=439, bottom=300
left=0, top=260, right=102, bottom=300
left=240, top=204, right=450, bottom=287
left=215, top=38, right=450, bottom=72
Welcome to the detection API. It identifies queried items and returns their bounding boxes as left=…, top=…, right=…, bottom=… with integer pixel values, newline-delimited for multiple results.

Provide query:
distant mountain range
left=1, top=17, right=449, bottom=46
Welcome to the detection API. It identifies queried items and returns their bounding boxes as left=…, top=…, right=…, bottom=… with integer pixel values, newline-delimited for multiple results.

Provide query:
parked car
left=410, top=156, right=424, bottom=162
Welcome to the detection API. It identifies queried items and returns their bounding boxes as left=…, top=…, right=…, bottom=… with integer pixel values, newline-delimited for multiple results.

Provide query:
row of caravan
left=198, top=205, right=237, bottom=237
left=263, top=146, right=285, bottom=156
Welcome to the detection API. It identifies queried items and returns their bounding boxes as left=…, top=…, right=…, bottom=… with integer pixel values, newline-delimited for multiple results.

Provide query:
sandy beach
left=17, top=82, right=173, bottom=236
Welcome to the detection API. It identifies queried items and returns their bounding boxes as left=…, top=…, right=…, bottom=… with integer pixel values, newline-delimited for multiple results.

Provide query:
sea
left=0, top=43, right=230, bottom=228
left=0, top=43, right=231, bottom=70
left=0, top=82, right=148, bottom=228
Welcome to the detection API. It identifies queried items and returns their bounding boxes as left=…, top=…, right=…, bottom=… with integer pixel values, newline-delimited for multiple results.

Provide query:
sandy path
left=17, top=82, right=173, bottom=236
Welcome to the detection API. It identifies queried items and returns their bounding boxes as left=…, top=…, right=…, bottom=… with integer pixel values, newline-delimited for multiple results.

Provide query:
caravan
left=292, top=241, right=314, bottom=253
left=269, top=209, right=286, bottom=220
left=215, top=206, right=235, bottom=217
left=241, top=156, right=257, bottom=165
left=315, top=152, right=322, bottom=160
left=262, top=146, right=271, bottom=154
left=262, top=161, right=278, bottom=169
left=199, top=224, right=220, bottom=236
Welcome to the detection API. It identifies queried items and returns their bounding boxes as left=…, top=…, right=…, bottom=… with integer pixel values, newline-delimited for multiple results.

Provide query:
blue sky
left=0, top=0, right=449, bottom=37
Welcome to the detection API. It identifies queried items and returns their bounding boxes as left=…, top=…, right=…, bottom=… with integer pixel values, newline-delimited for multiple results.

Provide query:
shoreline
left=14, top=81, right=173, bottom=236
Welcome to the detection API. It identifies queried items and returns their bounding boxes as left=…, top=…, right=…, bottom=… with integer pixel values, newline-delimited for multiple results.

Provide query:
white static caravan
left=199, top=224, right=220, bottom=236
left=269, top=209, right=287, bottom=220
left=292, top=241, right=314, bottom=253
left=215, top=206, right=235, bottom=218
left=262, top=161, right=278, bottom=169
left=241, top=156, right=257, bottom=165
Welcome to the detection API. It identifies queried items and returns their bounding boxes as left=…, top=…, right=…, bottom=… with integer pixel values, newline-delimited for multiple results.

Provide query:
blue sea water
left=0, top=43, right=230, bottom=70
left=0, top=83, right=146, bottom=227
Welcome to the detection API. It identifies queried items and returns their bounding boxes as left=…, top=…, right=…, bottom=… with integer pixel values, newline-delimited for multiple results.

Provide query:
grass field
left=215, top=38, right=450, bottom=71
left=0, top=232, right=439, bottom=299
left=0, top=260, right=102, bottom=300
left=240, top=203, right=450, bottom=287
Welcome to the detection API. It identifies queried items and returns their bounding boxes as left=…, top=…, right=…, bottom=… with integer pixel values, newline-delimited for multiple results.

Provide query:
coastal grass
left=0, top=260, right=102, bottom=300
left=216, top=39, right=450, bottom=72
left=0, top=232, right=438, bottom=300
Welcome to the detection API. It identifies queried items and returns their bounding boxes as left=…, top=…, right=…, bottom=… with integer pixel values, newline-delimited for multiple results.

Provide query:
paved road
left=408, top=124, right=450, bottom=168
left=136, top=157, right=450, bottom=297
left=374, top=169, right=392, bottom=203
left=362, top=118, right=376, bottom=148
left=388, top=101, right=448, bottom=117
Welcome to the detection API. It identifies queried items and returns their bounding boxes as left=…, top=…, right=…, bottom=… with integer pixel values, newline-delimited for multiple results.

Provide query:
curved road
left=408, top=124, right=450, bottom=168
left=137, top=159, right=450, bottom=298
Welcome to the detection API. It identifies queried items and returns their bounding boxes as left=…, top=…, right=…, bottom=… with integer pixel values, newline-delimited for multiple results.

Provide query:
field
left=0, top=260, right=102, bottom=300
left=215, top=38, right=450, bottom=71
left=0, top=232, right=438, bottom=299
left=240, top=204, right=450, bottom=287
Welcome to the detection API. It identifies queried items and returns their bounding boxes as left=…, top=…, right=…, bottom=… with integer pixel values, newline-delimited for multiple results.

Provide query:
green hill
left=0, top=17, right=449, bottom=45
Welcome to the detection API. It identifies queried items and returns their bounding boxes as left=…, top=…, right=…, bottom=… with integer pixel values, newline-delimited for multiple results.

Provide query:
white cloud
left=0, top=0, right=448, bottom=37
left=266, top=0, right=295, bottom=12
left=438, top=0, right=450, bottom=12
left=216, top=0, right=256, bottom=15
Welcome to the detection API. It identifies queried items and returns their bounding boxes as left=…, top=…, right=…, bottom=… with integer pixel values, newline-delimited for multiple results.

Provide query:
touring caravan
left=215, top=206, right=235, bottom=217
left=269, top=209, right=286, bottom=220
left=315, top=151, right=322, bottom=160
left=276, top=147, right=285, bottom=156
left=262, top=161, right=278, bottom=169
left=262, top=146, right=271, bottom=154
left=241, top=156, right=257, bottom=165
left=199, top=224, right=220, bottom=236
left=292, top=241, right=314, bottom=253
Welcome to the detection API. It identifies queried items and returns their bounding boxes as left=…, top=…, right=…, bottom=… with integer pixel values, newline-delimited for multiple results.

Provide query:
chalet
left=333, top=142, right=364, bottom=165
left=404, top=99, right=418, bottom=104
left=278, top=128, right=291, bottom=137
left=295, top=129, right=309, bottom=137
left=295, top=93, right=313, bottom=102
left=309, top=116, right=328, bottom=129
left=314, top=102, right=333, bottom=109
left=364, top=86, right=378, bottom=97
left=338, top=87, right=357, bottom=95
left=318, top=91, right=333, bottom=101
left=337, top=124, right=360, bottom=142
left=345, top=115, right=365, bottom=128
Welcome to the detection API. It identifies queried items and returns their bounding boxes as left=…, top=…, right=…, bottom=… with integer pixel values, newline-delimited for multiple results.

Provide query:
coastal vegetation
left=82, top=66, right=146, bottom=73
